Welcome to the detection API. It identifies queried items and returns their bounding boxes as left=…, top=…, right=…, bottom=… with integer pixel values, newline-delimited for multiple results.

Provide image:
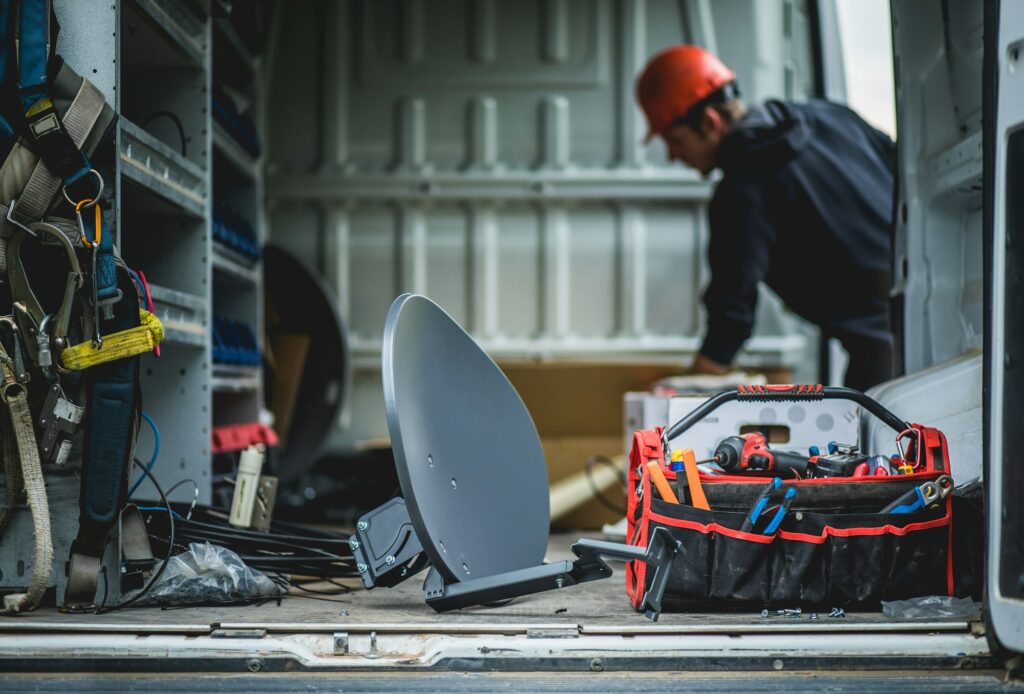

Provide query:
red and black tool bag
left=625, top=385, right=954, bottom=611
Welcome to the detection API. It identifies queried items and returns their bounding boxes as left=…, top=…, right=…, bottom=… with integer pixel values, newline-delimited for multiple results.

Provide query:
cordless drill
left=710, top=433, right=810, bottom=478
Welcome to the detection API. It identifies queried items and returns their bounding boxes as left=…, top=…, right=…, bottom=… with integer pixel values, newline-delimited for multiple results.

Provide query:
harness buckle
left=5, top=198, right=39, bottom=237
left=38, top=382, right=84, bottom=466
left=6, top=223, right=85, bottom=371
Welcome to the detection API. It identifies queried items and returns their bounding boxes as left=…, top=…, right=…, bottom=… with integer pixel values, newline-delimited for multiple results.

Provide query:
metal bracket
left=349, top=498, right=429, bottom=588
left=421, top=527, right=682, bottom=621
left=570, top=528, right=681, bottom=621
left=38, top=382, right=85, bottom=465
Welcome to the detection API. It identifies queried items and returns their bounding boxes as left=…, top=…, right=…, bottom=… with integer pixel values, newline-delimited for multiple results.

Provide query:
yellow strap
left=59, top=310, right=165, bottom=371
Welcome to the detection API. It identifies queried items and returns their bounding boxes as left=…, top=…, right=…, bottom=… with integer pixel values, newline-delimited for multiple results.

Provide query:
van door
left=986, top=0, right=1024, bottom=654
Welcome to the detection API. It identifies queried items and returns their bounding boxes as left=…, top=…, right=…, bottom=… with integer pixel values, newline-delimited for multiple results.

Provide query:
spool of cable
left=263, top=244, right=351, bottom=483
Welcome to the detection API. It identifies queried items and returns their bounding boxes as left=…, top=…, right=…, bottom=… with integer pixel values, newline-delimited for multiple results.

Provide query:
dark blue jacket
left=699, top=99, right=895, bottom=365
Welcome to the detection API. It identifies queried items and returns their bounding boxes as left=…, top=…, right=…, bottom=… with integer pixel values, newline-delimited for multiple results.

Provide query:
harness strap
left=10, top=66, right=105, bottom=223
left=60, top=310, right=164, bottom=370
left=15, top=0, right=92, bottom=195
left=120, top=505, right=154, bottom=564
left=0, top=343, right=53, bottom=614
left=0, top=405, right=25, bottom=539
left=0, top=319, right=27, bottom=539
left=0, top=1, right=15, bottom=149
left=90, top=202, right=118, bottom=305
left=0, top=0, right=109, bottom=227
left=65, top=263, right=141, bottom=608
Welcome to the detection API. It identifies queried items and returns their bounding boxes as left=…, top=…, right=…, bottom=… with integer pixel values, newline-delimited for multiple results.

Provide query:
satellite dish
left=382, top=293, right=549, bottom=582
left=350, top=295, right=679, bottom=619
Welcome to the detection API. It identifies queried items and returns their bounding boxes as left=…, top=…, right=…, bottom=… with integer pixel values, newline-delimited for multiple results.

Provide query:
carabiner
left=6, top=223, right=85, bottom=368
left=894, top=428, right=922, bottom=473
left=75, top=199, right=102, bottom=249
left=0, top=317, right=29, bottom=385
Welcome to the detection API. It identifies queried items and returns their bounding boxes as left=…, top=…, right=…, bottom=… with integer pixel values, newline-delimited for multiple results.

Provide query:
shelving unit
left=210, top=10, right=266, bottom=431
left=109, top=0, right=266, bottom=506
left=115, top=0, right=213, bottom=506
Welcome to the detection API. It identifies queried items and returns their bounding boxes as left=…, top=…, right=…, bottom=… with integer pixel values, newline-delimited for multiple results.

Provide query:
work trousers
left=838, top=333, right=895, bottom=392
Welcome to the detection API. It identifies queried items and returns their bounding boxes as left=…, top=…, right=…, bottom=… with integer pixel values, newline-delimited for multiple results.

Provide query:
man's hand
left=689, top=352, right=731, bottom=375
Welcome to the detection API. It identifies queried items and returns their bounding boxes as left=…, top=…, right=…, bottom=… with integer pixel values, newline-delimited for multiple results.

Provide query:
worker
left=636, top=45, right=896, bottom=391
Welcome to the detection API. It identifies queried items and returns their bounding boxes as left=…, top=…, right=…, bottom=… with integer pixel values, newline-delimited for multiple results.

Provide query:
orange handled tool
left=679, top=448, right=711, bottom=510
left=646, top=461, right=679, bottom=504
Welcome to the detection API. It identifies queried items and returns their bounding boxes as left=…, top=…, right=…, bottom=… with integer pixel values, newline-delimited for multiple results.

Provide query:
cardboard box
left=268, top=334, right=311, bottom=446
left=501, top=361, right=685, bottom=438
left=502, top=362, right=684, bottom=530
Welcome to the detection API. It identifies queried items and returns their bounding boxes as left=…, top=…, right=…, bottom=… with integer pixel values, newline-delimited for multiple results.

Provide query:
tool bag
left=626, top=385, right=954, bottom=612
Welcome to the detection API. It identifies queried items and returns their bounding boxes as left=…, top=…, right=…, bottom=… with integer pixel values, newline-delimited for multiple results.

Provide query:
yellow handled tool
left=674, top=448, right=711, bottom=510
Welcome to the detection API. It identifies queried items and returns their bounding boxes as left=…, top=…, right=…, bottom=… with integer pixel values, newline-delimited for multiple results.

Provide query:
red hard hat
left=636, top=45, right=736, bottom=143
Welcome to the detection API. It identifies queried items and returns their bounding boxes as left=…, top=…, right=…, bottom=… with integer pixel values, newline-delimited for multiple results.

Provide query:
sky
left=835, top=0, right=897, bottom=137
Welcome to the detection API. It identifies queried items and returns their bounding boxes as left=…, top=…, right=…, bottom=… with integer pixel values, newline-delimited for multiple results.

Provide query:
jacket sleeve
left=869, top=125, right=896, bottom=170
left=699, top=180, right=775, bottom=365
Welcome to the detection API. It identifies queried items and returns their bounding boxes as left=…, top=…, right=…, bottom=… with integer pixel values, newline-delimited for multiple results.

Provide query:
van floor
left=8, top=533, right=975, bottom=633
left=0, top=532, right=999, bottom=683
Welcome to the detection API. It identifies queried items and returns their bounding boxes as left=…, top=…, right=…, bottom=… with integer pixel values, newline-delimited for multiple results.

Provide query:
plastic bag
left=881, top=595, right=980, bottom=619
left=138, top=542, right=283, bottom=606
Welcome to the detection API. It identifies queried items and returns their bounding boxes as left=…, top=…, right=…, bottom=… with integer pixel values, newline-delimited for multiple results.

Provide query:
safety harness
left=0, top=0, right=164, bottom=611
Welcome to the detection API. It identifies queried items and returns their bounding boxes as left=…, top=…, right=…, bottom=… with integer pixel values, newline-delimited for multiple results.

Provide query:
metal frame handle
left=664, top=385, right=911, bottom=443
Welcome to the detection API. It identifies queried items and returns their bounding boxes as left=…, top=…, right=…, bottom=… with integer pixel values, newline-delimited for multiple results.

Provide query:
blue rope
left=127, top=411, right=160, bottom=497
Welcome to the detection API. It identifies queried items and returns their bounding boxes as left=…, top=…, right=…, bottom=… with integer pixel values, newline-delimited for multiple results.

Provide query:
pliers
left=741, top=478, right=799, bottom=534
left=879, top=474, right=954, bottom=513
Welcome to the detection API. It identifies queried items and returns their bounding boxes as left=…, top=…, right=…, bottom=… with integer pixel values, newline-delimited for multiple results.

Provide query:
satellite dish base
left=352, top=505, right=681, bottom=622
left=350, top=498, right=429, bottom=589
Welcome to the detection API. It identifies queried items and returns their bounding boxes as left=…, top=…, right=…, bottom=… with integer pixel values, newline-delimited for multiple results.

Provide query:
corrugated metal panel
left=266, top=0, right=821, bottom=444
left=891, top=0, right=984, bottom=371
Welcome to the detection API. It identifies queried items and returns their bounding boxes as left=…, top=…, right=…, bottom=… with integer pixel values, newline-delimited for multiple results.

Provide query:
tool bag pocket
left=625, top=427, right=953, bottom=611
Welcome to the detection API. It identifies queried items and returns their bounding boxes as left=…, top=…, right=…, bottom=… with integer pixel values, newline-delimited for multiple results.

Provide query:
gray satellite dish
left=350, top=294, right=679, bottom=619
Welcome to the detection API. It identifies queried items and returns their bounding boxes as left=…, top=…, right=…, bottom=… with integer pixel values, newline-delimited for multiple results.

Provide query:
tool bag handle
left=663, top=385, right=910, bottom=442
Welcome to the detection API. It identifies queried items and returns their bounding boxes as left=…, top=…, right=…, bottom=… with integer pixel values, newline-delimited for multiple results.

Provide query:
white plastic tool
left=229, top=444, right=266, bottom=528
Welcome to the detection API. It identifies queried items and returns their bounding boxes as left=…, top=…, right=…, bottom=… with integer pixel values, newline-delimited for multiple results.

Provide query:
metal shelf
left=214, top=17, right=257, bottom=74
left=130, top=0, right=207, bottom=67
left=148, top=284, right=207, bottom=348
left=213, top=122, right=259, bottom=178
left=120, top=119, right=208, bottom=217
left=267, top=169, right=715, bottom=202
left=213, top=243, right=260, bottom=284
left=212, top=364, right=261, bottom=393
left=928, top=132, right=982, bottom=201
